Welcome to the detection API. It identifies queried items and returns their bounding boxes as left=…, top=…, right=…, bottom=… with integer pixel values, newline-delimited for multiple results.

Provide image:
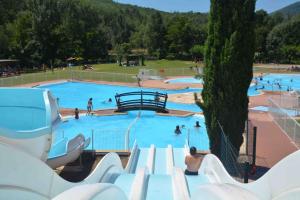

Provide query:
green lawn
left=81, top=60, right=200, bottom=76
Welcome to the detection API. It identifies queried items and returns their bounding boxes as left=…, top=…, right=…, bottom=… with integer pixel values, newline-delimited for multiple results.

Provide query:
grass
left=73, top=59, right=200, bottom=76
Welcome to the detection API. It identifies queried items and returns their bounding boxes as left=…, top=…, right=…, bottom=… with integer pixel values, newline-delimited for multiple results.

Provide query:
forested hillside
left=272, top=1, right=300, bottom=17
left=0, top=0, right=299, bottom=68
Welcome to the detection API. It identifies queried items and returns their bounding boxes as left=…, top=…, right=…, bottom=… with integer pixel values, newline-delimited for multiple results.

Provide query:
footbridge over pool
left=115, top=91, right=169, bottom=113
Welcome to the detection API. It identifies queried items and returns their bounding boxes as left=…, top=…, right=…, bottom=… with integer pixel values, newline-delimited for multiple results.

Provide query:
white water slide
left=0, top=88, right=89, bottom=168
left=1, top=140, right=300, bottom=200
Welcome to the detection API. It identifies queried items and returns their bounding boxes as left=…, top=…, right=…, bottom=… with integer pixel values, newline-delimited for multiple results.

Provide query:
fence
left=55, top=129, right=127, bottom=151
left=0, top=70, right=137, bottom=87
left=160, top=67, right=202, bottom=77
left=268, top=96, right=300, bottom=148
left=218, top=121, right=248, bottom=182
left=245, top=119, right=257, bottom=165
left=55, top=112, right=141, bottom=152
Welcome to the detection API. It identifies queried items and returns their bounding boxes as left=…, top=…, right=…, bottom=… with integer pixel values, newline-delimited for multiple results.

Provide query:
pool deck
left=248, top=111, right=298, bottom=168
left=15, top=78, right=299, bottom=169
left=59, top=108, right=198, bottom=118
left=248, top=91, right=298, bottom=169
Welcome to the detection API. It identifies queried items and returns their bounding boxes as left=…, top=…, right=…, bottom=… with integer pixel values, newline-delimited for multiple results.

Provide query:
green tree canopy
left=267, top=15, right=300, bottom=63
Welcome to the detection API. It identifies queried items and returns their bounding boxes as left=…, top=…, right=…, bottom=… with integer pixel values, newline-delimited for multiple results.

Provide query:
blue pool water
left=167, top=77, right=203, bottom=84
left=39, top=82, right=202, bottom=112
left=166, top=77, right=261, bottom=96
left=248, top=85, right=261, bottom=96
left=250, top=106, right=299, bottom=117
left=54, top=111, right=209, bottom=151
left=255, top=73, right=300, bottom=92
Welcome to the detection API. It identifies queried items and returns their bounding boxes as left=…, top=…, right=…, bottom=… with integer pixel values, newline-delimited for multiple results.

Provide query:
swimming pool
left=39, top=82, right=202, bottom=112
left=166, top=77, right=203, bottom=84
left=165, top=77, right=261, bottom=96
left=254, top=73, right=300, bottom=92
left=53, top=111, right=209, bottom=151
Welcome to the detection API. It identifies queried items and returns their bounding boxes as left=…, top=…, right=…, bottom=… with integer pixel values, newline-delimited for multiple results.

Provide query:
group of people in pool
left=254, top=77, right=295, bottom=92
left=74, top=97, right=113, bottom=119
left=174, top=121, right=201, bottom=135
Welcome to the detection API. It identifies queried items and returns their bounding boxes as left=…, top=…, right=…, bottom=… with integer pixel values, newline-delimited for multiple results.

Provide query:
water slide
left=0, top=88, right=90, bottom=168
left=0, top=88, right=57, bottom=160
left=46, top=134, right=90, bottom=169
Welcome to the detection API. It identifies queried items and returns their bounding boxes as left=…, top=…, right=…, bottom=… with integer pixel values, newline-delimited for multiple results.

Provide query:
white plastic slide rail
left=166, top=145, right=174, bottom=175
left=193, top=149, right=300, bottom=200
left=129, top=167, right=149, bottom=200
left=172, top=168, right=190, bottom=200
left=147, top=144, right=156, bottom=174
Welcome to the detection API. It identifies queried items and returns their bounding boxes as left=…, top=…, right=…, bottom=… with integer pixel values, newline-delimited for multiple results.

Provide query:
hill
left=272, top=1, right=300, bottom=17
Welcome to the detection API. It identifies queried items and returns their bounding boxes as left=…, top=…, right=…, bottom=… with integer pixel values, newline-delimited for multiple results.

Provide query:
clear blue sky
left=113, top=0, right=300, bottom=13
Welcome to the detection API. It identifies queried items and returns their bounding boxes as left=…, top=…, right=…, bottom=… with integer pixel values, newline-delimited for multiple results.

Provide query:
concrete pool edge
left=59, top=108, right=203, bottom=118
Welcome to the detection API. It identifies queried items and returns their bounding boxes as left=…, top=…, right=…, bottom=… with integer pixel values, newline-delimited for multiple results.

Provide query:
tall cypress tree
left=199, top=0, right=256, bottom=156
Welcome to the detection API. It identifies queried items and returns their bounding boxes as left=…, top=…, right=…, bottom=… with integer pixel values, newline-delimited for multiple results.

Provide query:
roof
left=0, top=59, right=19, bottom=66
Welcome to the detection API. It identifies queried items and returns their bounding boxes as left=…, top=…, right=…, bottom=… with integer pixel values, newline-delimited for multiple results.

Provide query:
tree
left=145, top=12, right=166, bottom=58
left=266, top=15, right=300, bottom=63
left=254, top=10, right=270, bottom=63
left=114, top=43, right=131, bottom=66
left=190, top=45, right=205, bottom=62
left=29, top=0, right=65, bottom=67
left=198, top=0, right=255, bottom=156
left=280, top=45, right=300, bottom=64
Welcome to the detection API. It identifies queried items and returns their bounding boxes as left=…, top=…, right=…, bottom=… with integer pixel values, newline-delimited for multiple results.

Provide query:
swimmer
left=195, top=121, right=201, bottom=128
left=175, top=125, right=181, bottom=135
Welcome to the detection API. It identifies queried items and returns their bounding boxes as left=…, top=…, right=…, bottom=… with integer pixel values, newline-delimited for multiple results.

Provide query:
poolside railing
left=218, top=121, right=248, bottom=182
left=125, top=111, right=141, bottom=151
left=160, top=67, right=202, bottom=77
left=90, top=129, right=127, bottom=151
left=54, top=113, right=141, bottom=152
left=268, top=96, right=300, bottom=148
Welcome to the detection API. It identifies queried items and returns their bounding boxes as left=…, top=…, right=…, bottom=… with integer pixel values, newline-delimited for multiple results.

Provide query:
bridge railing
left=115, top=91, right=168, bottom=112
